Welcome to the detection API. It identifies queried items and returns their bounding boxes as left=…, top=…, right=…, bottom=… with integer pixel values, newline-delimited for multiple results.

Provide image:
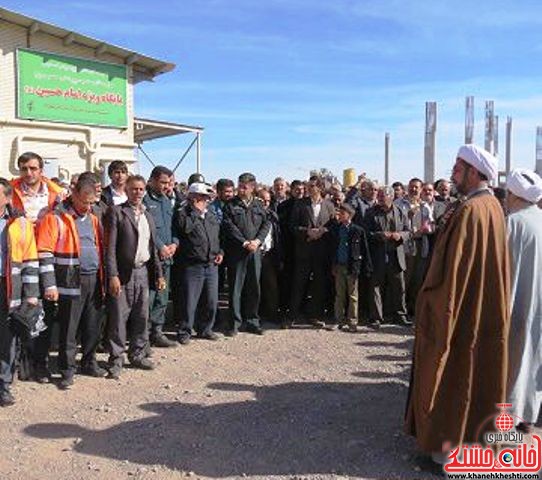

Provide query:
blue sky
left=6, top=0, right=542, bottom=184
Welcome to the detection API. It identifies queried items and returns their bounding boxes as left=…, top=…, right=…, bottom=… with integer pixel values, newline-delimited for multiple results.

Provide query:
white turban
left=456, top=144, right=498, bottom=182
left=506, top=168, right=542, bottom=203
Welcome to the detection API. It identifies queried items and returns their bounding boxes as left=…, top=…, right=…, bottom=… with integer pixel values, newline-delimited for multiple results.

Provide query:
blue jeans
left=178, top=263, right=218, bottom=339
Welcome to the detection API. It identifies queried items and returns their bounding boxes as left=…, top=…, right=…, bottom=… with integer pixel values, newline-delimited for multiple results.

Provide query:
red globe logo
left=495, top=412, right=514, bottom=432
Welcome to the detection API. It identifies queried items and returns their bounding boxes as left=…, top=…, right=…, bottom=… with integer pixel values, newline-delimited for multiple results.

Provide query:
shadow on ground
left=23, top=380, right=429, bottom=479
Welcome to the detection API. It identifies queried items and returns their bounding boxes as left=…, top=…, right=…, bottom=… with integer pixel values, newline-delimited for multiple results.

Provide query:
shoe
left=312, top=320, right=326, bottom=329
left=348, top=324, right=358, bottom=333
left=0, top=390, right=15, bottom=407
left=59, top=375, right=74, bottom=390
left=368, top=320, right=381, bottom=330
left=396, top=316, right=413, bottom=327
left=280, top=321, right=292, bottom=329
left=224, top=329, right=238, bottom=337
left=177, top=335, right=191, bottom=345
left=80, top=363, right=107, bottom=378
left=130, top=357, right=155, bottom=370
left=107, top=366, right=122, bottom=380
left=150, top=331, right=177, bottom=348
left=34, top=366, right=51, bottom=384
left=243, top=324, right=264, bottom=335
left=198, top=332, right=220, bottom=341
left=324, top=323, right=338, bottom=331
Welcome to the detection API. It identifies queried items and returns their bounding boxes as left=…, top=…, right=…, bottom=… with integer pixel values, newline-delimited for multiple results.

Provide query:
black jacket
left=222, top=196, right=271, bottom=262
left=330, top=222, right=373, bottom=277
left=174, top=204, right=222, bottom=266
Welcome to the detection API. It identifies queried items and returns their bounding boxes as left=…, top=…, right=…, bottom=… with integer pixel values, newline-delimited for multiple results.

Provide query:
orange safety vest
left=36, top=201, right=104, bottom=296
left=2, top=211, right=40, bottom=309
left=10, top=177, right=64, bottom=222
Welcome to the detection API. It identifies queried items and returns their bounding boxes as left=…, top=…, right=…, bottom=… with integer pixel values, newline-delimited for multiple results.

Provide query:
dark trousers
left=369, top=258, right=407, bottom=322
left=107, top=266, right=149, bottom=366
left=149, top=263, right=171, bottom=330
left=0, top=277, right=15, bottom=393
left=227, top=252, right=262, bottom=331
left=290, top=254, right=330, bottom=319
left=260, top=252, right=280, bottom=321
left=57, top=273, right=102, bottom=377
left=32, top=300, right=59, bottom=370
left=178, top=263, right=218, bottom=338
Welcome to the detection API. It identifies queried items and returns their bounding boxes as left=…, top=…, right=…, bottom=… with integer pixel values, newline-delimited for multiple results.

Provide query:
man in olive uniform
left=222, top=173, right=270, bottom=336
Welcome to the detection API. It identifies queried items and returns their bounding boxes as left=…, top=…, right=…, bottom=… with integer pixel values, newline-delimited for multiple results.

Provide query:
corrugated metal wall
left=0, top=21, right=136, bottom=179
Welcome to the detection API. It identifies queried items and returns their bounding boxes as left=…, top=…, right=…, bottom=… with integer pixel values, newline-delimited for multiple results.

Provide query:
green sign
left=17, top=48, right=128, bottom=128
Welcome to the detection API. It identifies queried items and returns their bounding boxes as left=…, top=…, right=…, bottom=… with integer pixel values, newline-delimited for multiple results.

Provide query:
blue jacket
left=143, top=187, right=178, bottom=264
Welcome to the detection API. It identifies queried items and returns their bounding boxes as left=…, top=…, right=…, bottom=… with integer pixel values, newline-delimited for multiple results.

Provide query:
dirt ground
left=0, top=323, right=450, bottom=479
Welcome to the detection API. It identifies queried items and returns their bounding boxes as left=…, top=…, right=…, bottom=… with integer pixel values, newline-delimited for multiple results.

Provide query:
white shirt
left=311, top=198, right=323, bottom=222
left=111, top=186, right=128, bottom=206
left=21, top=180, right=50, bottom=223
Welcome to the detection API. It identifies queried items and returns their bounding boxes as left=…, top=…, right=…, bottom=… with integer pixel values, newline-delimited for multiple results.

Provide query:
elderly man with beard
left=505, top=168, right=542, bottom=433
left=405, top=144, right=510, bottom=473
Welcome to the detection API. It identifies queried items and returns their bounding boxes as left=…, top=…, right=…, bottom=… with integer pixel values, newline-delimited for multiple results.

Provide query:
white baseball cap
left=188, top=182, right=214, bottom=196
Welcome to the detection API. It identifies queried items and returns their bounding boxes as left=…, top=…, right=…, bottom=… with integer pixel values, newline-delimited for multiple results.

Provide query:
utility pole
left=424, top=102, right=437, bottom=182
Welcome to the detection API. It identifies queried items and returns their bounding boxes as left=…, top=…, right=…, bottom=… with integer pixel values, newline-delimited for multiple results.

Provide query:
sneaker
left=150, top=331, right=177, bottom=348
left=59, top=375, right=74, bottom=390
left=348, top=324, right=358, bottom=333
left=198, top=332, right=220, bottom=341
left=130, top=357, right=155, bottom=370
left=224, top=329, right=238, bottom=337
left=0, top=390, right=15, bottom=407
left=80, top=363, right=107, bottom=378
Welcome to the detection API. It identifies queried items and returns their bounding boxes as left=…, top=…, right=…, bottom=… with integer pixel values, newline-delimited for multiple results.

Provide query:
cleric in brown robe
left=405, top=144, right=511, bottom=467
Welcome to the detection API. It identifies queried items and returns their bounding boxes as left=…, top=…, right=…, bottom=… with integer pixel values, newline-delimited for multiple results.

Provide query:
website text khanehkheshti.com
left=447, top=473, right=540, bottom=479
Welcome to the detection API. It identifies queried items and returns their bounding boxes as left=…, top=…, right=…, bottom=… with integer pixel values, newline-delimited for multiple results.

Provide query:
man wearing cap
left=174, top=183, right=223, bottom=344
left=222, top=173, right=270, bottom=336
left=405, top=144, right=510, bottom=471
left=505, top=168, right=542, bottom=433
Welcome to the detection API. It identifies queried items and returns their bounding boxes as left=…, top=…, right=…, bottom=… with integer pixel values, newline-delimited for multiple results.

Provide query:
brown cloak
left=405, top=191, right=510, bottom=453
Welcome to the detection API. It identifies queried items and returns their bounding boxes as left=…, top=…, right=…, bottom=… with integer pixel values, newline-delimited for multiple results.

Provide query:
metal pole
left=505, top=117, right=512, bottom=175
left=171, top=135, right=198, bottom=173
left=384, top=132, right=390, bottom=185
left=424, top=102, right=437, bottom=183
left=465, top=96, right=474, bottom=144
left=196, top=132, right=201, bottom=174
left=536, top=127, right=542, bottom=175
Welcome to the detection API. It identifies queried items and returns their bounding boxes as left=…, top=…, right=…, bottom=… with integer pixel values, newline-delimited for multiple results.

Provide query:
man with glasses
left=11, top=152, right=64, bottom=224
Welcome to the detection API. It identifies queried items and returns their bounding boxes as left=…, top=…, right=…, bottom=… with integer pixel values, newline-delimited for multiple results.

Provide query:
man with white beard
left=506, top=168, right=542, bottom=432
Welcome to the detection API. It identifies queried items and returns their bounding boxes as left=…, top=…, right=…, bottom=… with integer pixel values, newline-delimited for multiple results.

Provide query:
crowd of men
left=1, top=146, right=542, bottom=477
